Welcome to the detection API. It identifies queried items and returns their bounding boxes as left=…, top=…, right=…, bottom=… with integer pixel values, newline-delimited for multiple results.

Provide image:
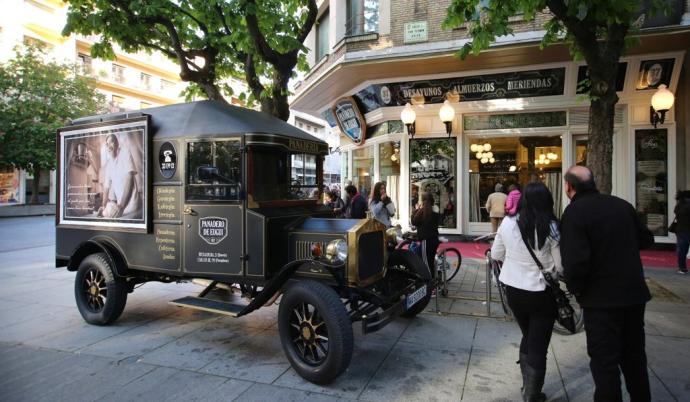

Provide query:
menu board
left=635, top=129, right=668, bottom=236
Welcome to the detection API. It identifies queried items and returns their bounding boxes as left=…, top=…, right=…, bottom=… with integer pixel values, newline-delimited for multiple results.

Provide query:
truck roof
left=69, top=100, right=328, bottom=150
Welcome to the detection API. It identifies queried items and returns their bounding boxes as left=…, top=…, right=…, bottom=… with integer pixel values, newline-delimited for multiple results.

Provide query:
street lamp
left=439, top=100, right=455, bottom=138
left=650, top=84, right=675, bottom=129
left=401, top=103, right=416, bottom=139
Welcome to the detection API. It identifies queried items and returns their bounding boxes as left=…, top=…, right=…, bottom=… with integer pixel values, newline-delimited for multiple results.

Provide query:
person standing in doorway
left=486, top=182, right=507, bottom=232
left=505, top=183, right=522, bottom=216
left=673, top=190, right=690, bottom=274
left=369, top=182, right=396, bottom=227
left=411, top=192, right=441, bottom=279
left=560, top=165, right=654, bottom=402
left=491, top=182, right=561, bottom=402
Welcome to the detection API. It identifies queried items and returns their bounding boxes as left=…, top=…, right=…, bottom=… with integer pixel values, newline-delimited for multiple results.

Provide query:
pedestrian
left=672, top=190, right=690, bottom=274
left=486, top=182, right=507, bottom=232
left=560, top=165, right=654, bottom=402
left=411, top=192, right=440, bottom=279
left=505, top=183, right=522, bottom=216
left=369, top=182, right=396, bottom=227
left=343, top=184, right=367, bottom=219
left=326, top=190, right=345, bottom=218
left=490, top=182, right=561, bottom=402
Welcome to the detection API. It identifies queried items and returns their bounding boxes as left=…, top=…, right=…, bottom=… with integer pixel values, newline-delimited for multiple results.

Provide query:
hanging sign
left=332, top=97, right=366, bottom=145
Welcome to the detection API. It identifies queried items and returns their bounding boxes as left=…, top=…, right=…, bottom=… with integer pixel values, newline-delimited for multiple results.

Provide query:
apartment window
left=77, top=53, right=92, bottom=75
left=140, top=73, right=151, bottom=90
left=111, top=95, right=126, bottom=112
left=160, top=79, right=174, bottom=93
left=346, top=0, right=379, bottom=36
left=111, top=64, right=125, bottom=84
left=316, top=11, right=329, bottom=61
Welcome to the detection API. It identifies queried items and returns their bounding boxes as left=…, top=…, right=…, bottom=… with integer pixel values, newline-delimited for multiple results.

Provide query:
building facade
left=291, top=0, right=690, bottom=243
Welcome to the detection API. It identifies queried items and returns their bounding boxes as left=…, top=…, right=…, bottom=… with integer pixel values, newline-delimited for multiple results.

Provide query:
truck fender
left=67, top=238, right=128, bottom=278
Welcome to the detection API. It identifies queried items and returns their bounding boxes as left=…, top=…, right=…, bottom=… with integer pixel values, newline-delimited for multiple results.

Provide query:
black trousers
left=506, top=285, right=557, bottom=370
left=420, top=239, right=440, bottom=279
left=583, top=304, right=650, bottom=402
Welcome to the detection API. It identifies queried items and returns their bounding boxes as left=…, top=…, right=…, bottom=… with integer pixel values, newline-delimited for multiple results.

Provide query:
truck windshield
left=248, top=148, right=322, bottom=203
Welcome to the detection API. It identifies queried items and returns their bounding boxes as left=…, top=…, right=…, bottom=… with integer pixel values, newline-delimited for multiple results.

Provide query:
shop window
left=635, top=129, right=668, bottom=236
left=468, top=136, right=563, bottom=223
left=379, top=141, right=400, bottom=218
left=186, top=141, right=242, bottom=202
left=410, top=139, right=456, bottom=228
left=0, top=167, right=21, bottom=205
left=346, top=0, right=379, bottom=36
left=353, top=146, right=374, bottom=199
left=316, top=11, right=329, bottom=61
left=160, top=79, right=174, bottom=93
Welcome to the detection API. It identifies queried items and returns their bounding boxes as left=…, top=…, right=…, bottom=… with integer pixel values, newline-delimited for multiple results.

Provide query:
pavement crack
left=459, top=318, right=478, bottom=400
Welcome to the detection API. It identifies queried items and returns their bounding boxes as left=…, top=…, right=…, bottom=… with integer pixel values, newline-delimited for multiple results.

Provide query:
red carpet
left=441, top=241, right=683, bottom=269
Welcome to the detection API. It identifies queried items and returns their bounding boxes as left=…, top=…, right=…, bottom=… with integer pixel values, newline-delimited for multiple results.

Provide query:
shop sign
left=404, top=21, right=428, bottom=43
left=332, top=97, right=366, bottom=145
left=463, top=111, right=567, bottom=131
left=576, top=63, right=627, bottom=94
left=354, top=68, right=566, bottom=113
left=636, top=59, right=675, bottom=90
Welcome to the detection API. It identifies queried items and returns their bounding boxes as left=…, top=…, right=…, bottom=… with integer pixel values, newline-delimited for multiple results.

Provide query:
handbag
left=518, top=226, right=578, bottom=334
left=669, top=217, right=677, bottom=233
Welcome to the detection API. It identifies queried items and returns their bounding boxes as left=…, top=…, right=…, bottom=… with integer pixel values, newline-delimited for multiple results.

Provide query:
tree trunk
left=268, top=70, right=291, bottom=121
left=199, top=82, right=228, bottom=104
left=586, top=67, right=618, bottom=195
left=30, top=169, right=40, bottom=204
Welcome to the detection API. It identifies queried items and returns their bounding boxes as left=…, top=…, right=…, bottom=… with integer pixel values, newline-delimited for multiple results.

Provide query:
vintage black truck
left=55, top=100, right=431, bottom=384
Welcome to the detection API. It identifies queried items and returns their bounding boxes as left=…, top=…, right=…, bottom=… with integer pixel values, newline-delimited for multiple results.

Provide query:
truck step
left=170, top=296, right=247, bottom=317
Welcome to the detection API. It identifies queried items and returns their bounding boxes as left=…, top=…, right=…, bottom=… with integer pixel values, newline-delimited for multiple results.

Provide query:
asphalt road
left=1, top=216, right=689, bottom=401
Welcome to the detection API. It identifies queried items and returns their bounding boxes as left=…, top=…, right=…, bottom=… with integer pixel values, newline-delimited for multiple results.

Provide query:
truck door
left=183, top=139, right=244, bottom=276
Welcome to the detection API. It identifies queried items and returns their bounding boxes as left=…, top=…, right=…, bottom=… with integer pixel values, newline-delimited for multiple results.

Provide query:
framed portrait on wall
left=636, top=59, right=675, bottom=90
left=57, top=117, right=149, bottom=231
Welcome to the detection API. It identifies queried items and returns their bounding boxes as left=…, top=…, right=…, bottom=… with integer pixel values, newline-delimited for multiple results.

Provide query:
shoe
left=678, top=270, right=688, bottom=275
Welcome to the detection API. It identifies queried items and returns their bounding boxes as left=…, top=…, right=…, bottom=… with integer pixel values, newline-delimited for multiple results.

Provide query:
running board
left=170, top=296, right=246, bottom=317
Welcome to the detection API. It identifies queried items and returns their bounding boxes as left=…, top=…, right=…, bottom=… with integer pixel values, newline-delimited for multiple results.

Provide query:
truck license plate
left=406, top=285, right=427, bottom=310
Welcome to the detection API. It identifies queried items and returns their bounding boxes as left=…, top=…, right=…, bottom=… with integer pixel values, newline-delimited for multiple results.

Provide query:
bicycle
left=479, top=232, right=584, bottom=335
left=389, top=228, right=462, bottom=297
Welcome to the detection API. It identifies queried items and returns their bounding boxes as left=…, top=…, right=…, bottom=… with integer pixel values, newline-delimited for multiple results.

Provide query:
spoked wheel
left=278, top=280, right=353, bottom=384
left=75, top=253, right=128, bottom=325
left=436, top=247, right=462, bottom=287
left=288, top=302, right=329, bottom=365
left=488, top=256, right=512, bottom=318
left=553, top=281, right=585, bottom=335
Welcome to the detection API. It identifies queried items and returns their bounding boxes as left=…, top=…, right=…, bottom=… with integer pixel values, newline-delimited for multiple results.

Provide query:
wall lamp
left=439, top=100, right=455, bottom=138
left=401, top=103, right=416, bottom=139
left=650, top=84, right=675, bottom=129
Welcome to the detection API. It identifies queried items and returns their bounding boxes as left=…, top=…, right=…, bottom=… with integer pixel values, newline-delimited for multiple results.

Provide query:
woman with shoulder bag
left=673, top=190, right=690, bottom=274
left=490, top=182, right=563, bottom=402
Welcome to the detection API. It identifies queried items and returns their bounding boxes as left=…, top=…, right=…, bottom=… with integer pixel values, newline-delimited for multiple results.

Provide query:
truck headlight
left=325, top=239, right=348, bottom=264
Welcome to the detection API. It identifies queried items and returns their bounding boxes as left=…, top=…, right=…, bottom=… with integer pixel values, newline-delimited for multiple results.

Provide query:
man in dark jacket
left=344, top=185, right=367, bottom=219
left=560, top=165, right=654, bottom=402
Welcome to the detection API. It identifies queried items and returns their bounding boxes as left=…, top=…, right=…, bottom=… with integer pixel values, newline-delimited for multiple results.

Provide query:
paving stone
left=274, top=338, right=393, bottom=399
left=644, top=311, right=690, bottom=338
left=235, top=383, right=347, bottom=402
left=360, top=342, right=469, bottom=402
left=199, top=329, right=291, bottom=383
left=398, top=313, right=476, bottom=352
left=646, top=335, right=690, bottom=401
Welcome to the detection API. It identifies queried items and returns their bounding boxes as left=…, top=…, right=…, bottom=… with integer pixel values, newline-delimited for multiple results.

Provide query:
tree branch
left=167, top=2, right=209, bottom=35
left=244, top=0, right=283, bottom=66
left=546, top=0, right=600, bottom=64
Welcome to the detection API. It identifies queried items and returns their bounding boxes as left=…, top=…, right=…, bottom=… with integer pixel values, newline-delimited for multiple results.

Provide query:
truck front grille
left=357, top=231, right=384, bottom=281
left=295, top=241, right=325, bottom=260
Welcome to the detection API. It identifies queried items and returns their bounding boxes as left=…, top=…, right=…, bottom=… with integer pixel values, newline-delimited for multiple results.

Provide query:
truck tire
left=387, top=249, right=432, bottom=318
left=278, top=280, right=353, bottom=385
left=74, top=252, right=128, bottom=325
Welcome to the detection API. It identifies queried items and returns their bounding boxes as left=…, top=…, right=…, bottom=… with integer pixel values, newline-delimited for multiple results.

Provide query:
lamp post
left=401, top=103, right=416, bottom=139
left=439, top=100, right=455, bottom=138
left=650, top=84, right=675, bottom=129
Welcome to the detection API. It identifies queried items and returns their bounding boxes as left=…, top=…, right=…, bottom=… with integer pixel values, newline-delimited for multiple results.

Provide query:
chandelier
left=470, top=143, right=495, bottom=164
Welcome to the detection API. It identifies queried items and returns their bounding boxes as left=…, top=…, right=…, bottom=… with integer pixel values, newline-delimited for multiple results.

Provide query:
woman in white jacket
left=369, top=182, right=396, bottom=227
left=490, top=182, right=562, bottom=402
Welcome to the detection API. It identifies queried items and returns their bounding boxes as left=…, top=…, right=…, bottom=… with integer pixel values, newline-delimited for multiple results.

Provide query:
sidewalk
left=0, top=216, right=688, bottom=401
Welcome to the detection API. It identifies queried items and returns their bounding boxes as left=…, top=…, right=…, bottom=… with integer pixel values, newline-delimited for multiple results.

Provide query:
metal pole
left=486, top=252, right=491, bottom=317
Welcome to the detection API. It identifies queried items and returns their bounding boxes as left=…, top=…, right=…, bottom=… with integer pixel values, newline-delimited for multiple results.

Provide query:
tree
left=0, top=46, right=105, bottom=204
left=63, top=0, right=317, bottom=121
left=444, top=0, right=666, bottom=194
